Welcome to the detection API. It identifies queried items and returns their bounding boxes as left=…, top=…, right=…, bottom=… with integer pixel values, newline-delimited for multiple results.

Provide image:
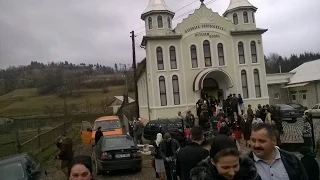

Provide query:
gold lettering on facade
left=184, top=24, right=226, bottom=34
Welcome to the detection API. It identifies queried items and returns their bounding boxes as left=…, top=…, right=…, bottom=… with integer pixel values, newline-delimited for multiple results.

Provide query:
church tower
left=141, top=0, right=175, bottom=36
left=223, top=0, right=257, bottom=30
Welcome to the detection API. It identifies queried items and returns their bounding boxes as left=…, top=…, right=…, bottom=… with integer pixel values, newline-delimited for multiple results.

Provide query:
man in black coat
left=160, top=133, right=180, bottom=180
left=176, top=126, right=209, bottom=180
left=95, top=126, right=103, bottom=144
left=249, top=123, right=308, bottom=180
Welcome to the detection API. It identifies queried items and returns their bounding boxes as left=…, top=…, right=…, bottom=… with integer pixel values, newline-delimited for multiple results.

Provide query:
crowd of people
left=150, top=123, right=319, bottom=180
left=146, top=92, right=319, bottom=180
left=51, top=92, right=320, bottom=180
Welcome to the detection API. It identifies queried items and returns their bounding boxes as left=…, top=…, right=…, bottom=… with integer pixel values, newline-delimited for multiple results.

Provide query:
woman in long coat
left=241, top=115, right=252, bottom=147
left=231, top=112, right=242, bottom=141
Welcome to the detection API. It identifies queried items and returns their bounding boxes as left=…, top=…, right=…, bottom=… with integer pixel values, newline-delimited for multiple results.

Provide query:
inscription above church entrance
left=184, top=24, right=226, bottom=34
left=195, top=32, right=220, bottom=38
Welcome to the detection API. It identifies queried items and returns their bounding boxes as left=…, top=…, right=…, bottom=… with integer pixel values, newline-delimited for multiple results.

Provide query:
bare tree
left=67, top=103, right=79, bottom=116
left=85, top=99, right=94, bottom=114
left=99, top=98, right=112, bottom=113
left=43, top=105, right=59, bottom=118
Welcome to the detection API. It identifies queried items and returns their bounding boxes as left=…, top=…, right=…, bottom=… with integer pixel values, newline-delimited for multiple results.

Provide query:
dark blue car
left=0, top=153, right=47, bottom=180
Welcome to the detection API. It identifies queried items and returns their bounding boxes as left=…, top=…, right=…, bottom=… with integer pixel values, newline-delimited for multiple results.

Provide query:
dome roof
left=223, top=0, right=257, bottom=16
left=141, top=0, right=174, bottom=20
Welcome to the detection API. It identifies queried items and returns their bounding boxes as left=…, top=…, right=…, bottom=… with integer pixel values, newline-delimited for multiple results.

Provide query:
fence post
left=16, top=130, right=21, bottom=153
left=37, top=119, right=41, bottom=149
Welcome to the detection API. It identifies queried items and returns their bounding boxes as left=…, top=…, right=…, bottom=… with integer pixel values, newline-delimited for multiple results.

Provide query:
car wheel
left=95, top=158, right=103, bottom=175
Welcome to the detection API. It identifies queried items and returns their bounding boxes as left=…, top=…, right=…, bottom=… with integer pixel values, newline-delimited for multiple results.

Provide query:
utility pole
left=124, top=65, right=128, bottom=95
left=130, top=31, right=140, bottom=118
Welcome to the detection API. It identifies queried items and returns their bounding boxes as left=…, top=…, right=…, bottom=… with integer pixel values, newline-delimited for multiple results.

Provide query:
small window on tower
left=167, top=17, right=171, bottom=28
left=157, top=16, right=163, bottom=28
left=252, top=12, right=255, bottom=23
left=243, top=11, right=249, bottom=23
left=233, top=13, right=238, bottom=25
left=148, top=17, right=152, bottom=29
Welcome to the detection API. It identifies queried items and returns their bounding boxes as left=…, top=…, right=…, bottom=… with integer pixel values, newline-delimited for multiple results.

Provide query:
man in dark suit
left=176, top=126, right=209, bottom=180
left=94, top=126, right=103, bottom=144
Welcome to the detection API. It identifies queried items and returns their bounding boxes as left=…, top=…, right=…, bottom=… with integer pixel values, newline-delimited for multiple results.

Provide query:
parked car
left=0, top=153, right=47, bottom=180
left=143, top=118, right=188, bottom=142
left=92, top=135, right=142, bottom=175
left=304, top=103, right=320, bottom=117
left=275, top=104, right=300, bottom=123
left=287, top=103, right=307, bottom=115
left=81, top=116, right=124, bottom=145
left=143, top=118, right=213, bottom=144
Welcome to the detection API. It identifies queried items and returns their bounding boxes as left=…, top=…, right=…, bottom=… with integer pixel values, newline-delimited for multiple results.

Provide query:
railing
left=181, top=105, right=197, bottom=117
left=18, top=120, right=73, bottom=155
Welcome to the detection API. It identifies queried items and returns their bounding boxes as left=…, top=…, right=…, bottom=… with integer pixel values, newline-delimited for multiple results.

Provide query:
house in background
left=110, top=96, right=135, bottom=114
left=267, top=59, right=320, bottom=108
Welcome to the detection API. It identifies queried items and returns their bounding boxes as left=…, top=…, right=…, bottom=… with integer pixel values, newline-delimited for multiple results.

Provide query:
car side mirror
left=87, top=128, right=92, bottom=132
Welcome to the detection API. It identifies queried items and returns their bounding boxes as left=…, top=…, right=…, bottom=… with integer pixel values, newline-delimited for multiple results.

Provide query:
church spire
left=223, top=0, right=257, bottom=16
left=141, top=0, right=174, bottom=20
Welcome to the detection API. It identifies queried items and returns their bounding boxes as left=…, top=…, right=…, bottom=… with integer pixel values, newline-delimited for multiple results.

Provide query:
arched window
left=241, top=70, right=249, bottom=99
left=203, top=40, right=212, bottom=67
left=252, top=12, right=255, bottom=23
left=190, top=45, right=198, bottom=68
left=233, top=13, right=238, bottom=25
left=254, top=69, right=261, bottom=98
left=148, top=17, right=152, bottom=29
left=217, top=43, right=225, bottom=66
left=157, top=16, right=163, bottom=28
left=238, top=42, right=245, bottom=64
left=167, top=17, right=171, bottom=28
left=243, top=11, right=248, bottom=23
left=159, top=76, right=167, bottom=106
left=156, top=47, right=164, bottom=70
left=169, top=46, right=177, bottom=69
left=251, top=41, right=257, bottom=63
left=172, top=75, right=180, bottom=105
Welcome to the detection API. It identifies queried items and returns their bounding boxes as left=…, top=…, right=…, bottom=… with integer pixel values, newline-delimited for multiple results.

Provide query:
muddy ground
left=46, top=142, right=155, bottom=180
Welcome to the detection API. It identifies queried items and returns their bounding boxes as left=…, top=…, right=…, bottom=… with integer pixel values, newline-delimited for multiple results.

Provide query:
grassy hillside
left=0, top=86, right=129, bottom=117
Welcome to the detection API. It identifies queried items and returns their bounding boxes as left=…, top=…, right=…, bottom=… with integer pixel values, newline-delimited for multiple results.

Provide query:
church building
left=136, top=0, right=269, bottom=120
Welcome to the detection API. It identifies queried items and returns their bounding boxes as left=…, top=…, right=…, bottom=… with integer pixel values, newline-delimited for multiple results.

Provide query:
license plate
left=115, top=154, right=130, bottom=158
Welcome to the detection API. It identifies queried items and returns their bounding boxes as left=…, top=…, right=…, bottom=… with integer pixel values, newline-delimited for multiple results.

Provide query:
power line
left=134, top=0, right=199, bottom=31
left=135, top=0, right=219, bottom=37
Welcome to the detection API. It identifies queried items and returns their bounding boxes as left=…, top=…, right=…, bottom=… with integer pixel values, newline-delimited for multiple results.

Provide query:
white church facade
left=136, top=0, right=269, bottom=121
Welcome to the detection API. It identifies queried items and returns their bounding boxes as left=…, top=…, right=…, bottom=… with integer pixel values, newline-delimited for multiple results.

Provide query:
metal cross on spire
left=200, top=0, right=204, bottom=4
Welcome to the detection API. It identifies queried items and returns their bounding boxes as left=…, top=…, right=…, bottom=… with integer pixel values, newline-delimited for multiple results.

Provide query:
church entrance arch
left=193, top=68, right=234, bottom=100
left=202, top=78, right=221, bottom=99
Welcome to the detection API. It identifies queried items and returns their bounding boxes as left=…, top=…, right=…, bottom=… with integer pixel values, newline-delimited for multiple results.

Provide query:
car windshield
left=289, top=104, right=301, bottom=108
left=102, top=137, right=135, bottom=149
left=0, top=161, right=25, bottom=180
left=93, top=120, right=120, bottom=131
left=278, top=104, right=294, bottom=110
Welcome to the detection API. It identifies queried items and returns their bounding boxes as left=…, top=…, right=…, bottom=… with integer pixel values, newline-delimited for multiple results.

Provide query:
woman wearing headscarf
left=68, top=155, right=94, bottom=180
left=152, top=133, right=166, bottom=180
left=299, top=146, right=319, bottom=180
left=190, top=135, right=261, bottom=180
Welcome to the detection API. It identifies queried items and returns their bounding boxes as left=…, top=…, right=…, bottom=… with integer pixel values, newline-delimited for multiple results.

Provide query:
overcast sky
left=0, top=0, right=319, bottom=69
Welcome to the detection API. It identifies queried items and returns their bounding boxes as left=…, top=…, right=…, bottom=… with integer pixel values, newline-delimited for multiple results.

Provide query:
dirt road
left=46, top=143, right=155, bottom=180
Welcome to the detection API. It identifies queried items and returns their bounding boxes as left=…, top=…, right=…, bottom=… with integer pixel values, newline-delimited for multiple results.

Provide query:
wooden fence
left=18, top=120, right=73, bottom=155
left=0, top=120, right=73, bottom=158
left=0, top=112, right=112, bottom=134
